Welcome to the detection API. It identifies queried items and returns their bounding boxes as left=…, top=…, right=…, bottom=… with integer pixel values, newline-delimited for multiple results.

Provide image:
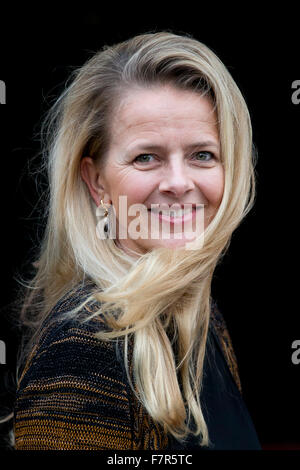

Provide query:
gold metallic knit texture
left=14, top=280, right=242, bottom=450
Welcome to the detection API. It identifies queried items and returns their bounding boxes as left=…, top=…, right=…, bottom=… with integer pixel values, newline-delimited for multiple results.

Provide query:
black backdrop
left=0, top=7, right=299, bottom=451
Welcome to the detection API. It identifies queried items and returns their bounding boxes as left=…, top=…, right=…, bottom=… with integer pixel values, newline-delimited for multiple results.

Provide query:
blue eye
left=193, top=151, right=213, bottom=161
left=133, top=152, right=214, bottom=164
left=134, top=154, right=154, bottom=163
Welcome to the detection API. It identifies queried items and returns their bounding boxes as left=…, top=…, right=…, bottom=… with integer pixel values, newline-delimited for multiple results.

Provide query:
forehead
left=109, top=85, right=218, bottom=145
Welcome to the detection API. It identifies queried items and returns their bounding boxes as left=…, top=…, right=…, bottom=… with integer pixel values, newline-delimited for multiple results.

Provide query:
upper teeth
left=150, top=208, right=192, bottom=216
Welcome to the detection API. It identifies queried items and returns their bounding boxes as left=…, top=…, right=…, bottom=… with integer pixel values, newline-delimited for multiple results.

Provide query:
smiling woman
left=11, top=31, right=260, bottom=450
left=81, top=84, right=224, bottom=253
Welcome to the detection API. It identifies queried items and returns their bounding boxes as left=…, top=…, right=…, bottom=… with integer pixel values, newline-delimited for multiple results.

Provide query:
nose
left=158, top=159, right=195, bottom=198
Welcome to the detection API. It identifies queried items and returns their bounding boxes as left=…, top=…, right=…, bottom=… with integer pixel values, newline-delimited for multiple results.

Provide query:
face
left=81, top=84, right=224, bottom=256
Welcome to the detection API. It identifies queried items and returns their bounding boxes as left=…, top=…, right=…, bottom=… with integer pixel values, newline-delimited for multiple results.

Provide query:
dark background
left=0, top=7, right=299, bottom=450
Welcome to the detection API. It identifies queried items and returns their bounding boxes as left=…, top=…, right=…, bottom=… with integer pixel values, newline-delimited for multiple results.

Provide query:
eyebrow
left=130, top=140, right=220, bottom=152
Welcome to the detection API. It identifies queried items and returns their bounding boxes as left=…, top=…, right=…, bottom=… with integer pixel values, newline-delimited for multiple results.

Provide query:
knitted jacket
left=14, top=280, right=242, bottom=450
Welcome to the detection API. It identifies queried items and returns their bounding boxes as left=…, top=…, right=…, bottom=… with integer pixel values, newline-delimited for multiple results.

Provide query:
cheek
left=109, top=171, right=155, bottom=210
left=201, top=168, right=224, bottom=206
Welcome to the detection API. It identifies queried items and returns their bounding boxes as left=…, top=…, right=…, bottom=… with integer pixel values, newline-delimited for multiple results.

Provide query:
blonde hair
left=16, top=31, right=257, bottom=447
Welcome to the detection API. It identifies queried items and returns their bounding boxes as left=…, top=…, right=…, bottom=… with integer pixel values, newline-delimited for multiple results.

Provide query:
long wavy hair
left=11, top=31, right=257, bottom=447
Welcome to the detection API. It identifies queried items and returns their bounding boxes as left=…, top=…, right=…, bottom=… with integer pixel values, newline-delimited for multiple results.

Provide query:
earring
left=96, top=199, right=110, bottom=239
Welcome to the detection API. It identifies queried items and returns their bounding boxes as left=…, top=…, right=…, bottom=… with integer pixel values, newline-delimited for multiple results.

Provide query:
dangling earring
left=96, top=199, right=110, bottom=239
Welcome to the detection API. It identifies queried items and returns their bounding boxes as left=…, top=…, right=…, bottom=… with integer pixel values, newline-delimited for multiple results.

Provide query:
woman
left=13, top=31, right=261, bottom=450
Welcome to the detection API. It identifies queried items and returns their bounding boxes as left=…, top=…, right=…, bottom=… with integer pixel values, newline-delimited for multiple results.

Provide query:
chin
left=144, top=233, right=198, bottom=251
left=117, top=232, right=200, bottom=255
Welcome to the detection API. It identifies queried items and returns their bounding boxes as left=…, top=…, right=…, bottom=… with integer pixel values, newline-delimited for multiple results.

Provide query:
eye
left=133, top=154, right=155, bottom=164
left=192, top=151, right=214, bottom=162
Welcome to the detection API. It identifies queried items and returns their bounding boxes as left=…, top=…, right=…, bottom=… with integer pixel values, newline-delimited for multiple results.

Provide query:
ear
left=80, top=156, right=111, bottom=206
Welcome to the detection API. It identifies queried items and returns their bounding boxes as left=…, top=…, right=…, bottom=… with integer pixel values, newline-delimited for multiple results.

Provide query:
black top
left=167, top=322, right=262, bottom=450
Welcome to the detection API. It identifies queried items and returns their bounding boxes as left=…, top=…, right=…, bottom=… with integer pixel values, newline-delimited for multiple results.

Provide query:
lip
left=148, top=203, right=198, bottom=211
left=149, top=207, right=198, bottom=224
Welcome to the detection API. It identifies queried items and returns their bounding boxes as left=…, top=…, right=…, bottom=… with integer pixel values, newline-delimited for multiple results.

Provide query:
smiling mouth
left=147, top=204, right=203, bottom=224
left=149, top=208, right=193, bottom=217
left=147, top=203, right=201, bottom=216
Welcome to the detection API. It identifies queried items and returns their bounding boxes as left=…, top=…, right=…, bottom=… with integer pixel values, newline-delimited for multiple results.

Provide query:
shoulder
left=14, top=280, right=134, bottom=450
left=18, top=279, right=124, bottom=389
